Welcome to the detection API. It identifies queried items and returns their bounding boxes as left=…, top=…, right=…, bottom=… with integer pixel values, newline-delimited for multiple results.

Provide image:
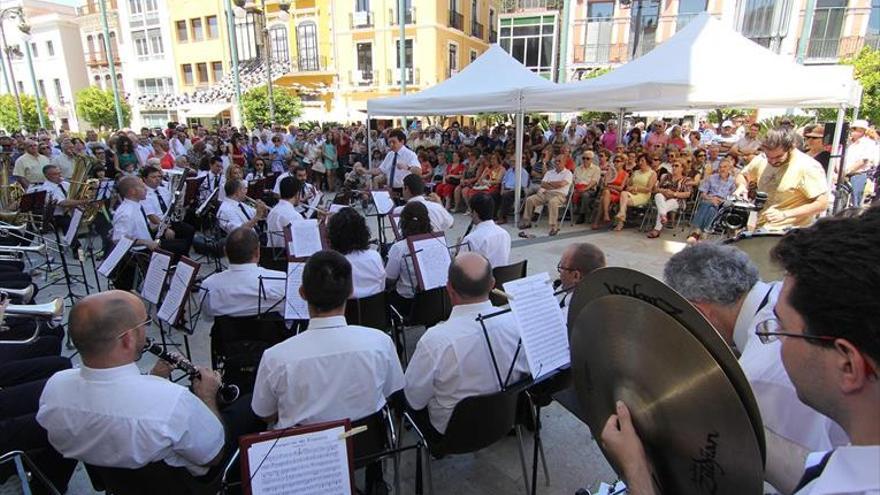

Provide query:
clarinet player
left=140, top=165, right=194, bottom=253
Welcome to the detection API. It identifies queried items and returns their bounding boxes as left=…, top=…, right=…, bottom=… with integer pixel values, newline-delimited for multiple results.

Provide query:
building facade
left=75, top=0, right=123, bottom=95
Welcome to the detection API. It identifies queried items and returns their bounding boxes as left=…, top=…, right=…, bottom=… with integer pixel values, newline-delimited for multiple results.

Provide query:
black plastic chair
left=85, top=461, right=214, bottom=495
left=210, top=312, right=292, bottom=393
left=389, top=287, right=452, bottom=365
left=489, top=260, right=528, bottom=306
left=345, top=291, right=390, bottom=331
left=258, top=247, right=288, bottom=272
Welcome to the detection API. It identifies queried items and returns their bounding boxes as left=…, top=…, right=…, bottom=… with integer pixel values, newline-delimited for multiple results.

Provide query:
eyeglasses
left=806, top=136, right=823, bottom=140
left=754, top=318, right=836, bottom=345
left=557, top=263, right=578, bottom=273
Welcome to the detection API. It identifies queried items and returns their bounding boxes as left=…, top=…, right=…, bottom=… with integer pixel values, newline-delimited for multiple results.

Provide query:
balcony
left=471, top=21, right=484, bottom=39
left=389, top=7, right=415, bottom=25
left=350, top=10, right=373, bottom=29
left=349, top=69, right=377, bottom=86
left=386, top=67, right=419, bottom=85
left=571, top=16, right=626, bottom=65
left=500, top=0, right=562, bottom=13
left=448, top=10, right=463, bottom=30
left=291, top=55, right=329, bottom=73
left=76, top=0, right=117, bottom=16
left=85, top=51, right=121, bottom=67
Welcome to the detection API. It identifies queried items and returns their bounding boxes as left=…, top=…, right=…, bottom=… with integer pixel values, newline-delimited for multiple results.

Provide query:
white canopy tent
left=367, top=45, right=558, bottom=222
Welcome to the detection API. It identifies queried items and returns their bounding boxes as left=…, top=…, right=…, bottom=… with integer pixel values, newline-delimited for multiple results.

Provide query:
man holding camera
left=735, top=128, right=828, bottom=232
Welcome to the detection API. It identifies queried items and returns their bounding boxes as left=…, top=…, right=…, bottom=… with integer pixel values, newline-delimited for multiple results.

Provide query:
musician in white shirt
left=327, top=207, right=385, bottom=298
left=140, top=166, right=195, bottom=253
left=271, top=159, right=298, bottom=195
left=392, top=174, right=454, bottom=232
left=404, top=252, right=529, bottom=438
left=265, top=176, right=304, bottom=248
left=200, top=227, right=286, bottom=319
left=461, top=193, right=510, bottom=269
left=198, top=157, right=225, bottom=204
left=216, top=179, right=267, bottom=234
left=385, top=202, right=433, bottom=315
left=251, top=250, right=404, bottom=428
left=37, top=290, right=227, bottom=477
left=38, top=164, right=89, bottom=223
left=112, top=176, right=190, bottom=254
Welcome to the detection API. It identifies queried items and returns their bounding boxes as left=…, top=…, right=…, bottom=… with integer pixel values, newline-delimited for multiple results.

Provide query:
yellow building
left=330, top=0, right=496, bottom=116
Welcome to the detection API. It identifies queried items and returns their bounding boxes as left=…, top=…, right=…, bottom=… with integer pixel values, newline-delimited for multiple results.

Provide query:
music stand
left=156, top=256, right=202, bottom=359
left=404, top=232, right=453, bottom=293
left=281, top=223, right=328, bottom=330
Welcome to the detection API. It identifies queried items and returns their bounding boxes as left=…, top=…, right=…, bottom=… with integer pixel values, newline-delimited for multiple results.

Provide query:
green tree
left=0, top=94, right=48, bottom=133
left=75, top=86, right=131, bottom=130
left=813, top=47, right=880, bottom=124
left=241, top=85, right=303, bottom=127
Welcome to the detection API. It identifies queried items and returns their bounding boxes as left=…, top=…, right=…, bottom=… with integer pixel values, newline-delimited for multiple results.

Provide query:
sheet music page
left=246, top=425, right=351, bottom=495
left=372, top=190, right=395, bottom=215
left=157, top=261, right=197, bottom=324
left=64, top=209, right=83, bottom=246
left=97, top=237, right=134, bottom=277
left=411, top=236, right=451, bottom=291
left=328, top=204, right=344, bottom=214
left=285, top=262, right=308, bottom=320
left=290, top=219, right=323, bottom=258
left=305, top=192, right=323, bottom=219
left=503, top=272, right=570, bottom=379
left=140, top=251, right=171, bottom=305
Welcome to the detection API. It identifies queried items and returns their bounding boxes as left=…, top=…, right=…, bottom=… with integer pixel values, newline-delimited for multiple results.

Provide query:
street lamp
left=0, top=6, right=27, bottom=131
left=620, top=0, right=645, bottom=60
left=17, top=22, right=48, bottom=130
left=234, top=0, right=291, bottom=125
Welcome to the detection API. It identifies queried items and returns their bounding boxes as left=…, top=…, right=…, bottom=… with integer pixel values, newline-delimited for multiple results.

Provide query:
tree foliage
left=75, top=86, right=131, bottom=130
left=813, top=47, right=880, bottom=124
left=241, top=85, right=303, bottom=127
left=0, top=94, right=48, bottom=133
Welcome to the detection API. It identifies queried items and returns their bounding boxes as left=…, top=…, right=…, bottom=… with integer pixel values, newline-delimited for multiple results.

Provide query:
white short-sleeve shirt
left=200, top=263, right=286, bottom=319
left=251, top=316, right=405, bottom=428
left=385, top=239, right=417, bottom=299
left=541, top=168, right=573, bottom=195
left=379, top=146, right=419, bottom=188
left=112, top=198, right=153, bottom=242
left=265, top=199, right=303, bottom=248
left=217, top=198, right=255, bottom=234
left=345, top=249, right=386, bottom=299
left=462, top=220, right=511, bottom=269
left=36, top=363, right=224, bottom=476
left=392, top=195, right=454, bottom=233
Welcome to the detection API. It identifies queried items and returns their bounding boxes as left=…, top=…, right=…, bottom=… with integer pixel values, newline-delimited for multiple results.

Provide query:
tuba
left=0, top=153, right=25, bottom=222
left=68, top=154, right=101, bottom=223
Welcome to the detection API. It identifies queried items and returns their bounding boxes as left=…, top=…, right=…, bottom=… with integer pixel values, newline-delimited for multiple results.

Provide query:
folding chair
left=85, top=461, right=214, bottom=495
left=489, top=260, right=528, bottom=306
left=210, top=312, right=292, bottom=393
left=389, top=287, right=452, bottom=365
left=0, top=450, right=60, bottom=495
left=345, top=291, right=391, bottom=331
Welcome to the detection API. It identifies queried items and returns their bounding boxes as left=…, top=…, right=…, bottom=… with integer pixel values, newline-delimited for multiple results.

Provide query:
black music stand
left=155, top=256, right=202, bottom=359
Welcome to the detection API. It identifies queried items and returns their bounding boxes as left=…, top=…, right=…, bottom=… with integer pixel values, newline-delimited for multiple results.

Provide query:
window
left=235, top=11, right=263, bottom=61
left=630, top=0, right=660, bottom=57
left=30, top=42, right=38, bottom=57
left=37, top=79, right=46, bottom=99
left=191, top=18, right=204, bottom=41
left=93, top=74, right=101, bottom=87
left=129, top=0, right=142, bottom=15
left=144, top=0, right=157, bottom=12
left=738, top=0, right=793, bottom=49
left=677, top=0, right=706, bottom=31
left=176, top=20, right=188, bottom=42
left=395, top=38, right=413, bottom=83
left=211, top=61, right=224, bottom=81
left=46, top=40, right=54, bottom=56
left=471, top=0, right=478, bottom=21
left=196, top=62, right=209, bottom=83
left=53, top=79, right=63, bottom=103
left=807, top=0, right=847, bottom=60
left=470, top=49, right=477, bottom=62
left=134, top=31, right=149, bottom=58
left=296, top=21, right=319, bottom=71
left=206, top=15, right=218, bottom=39
left=269, top=25, right=289, bottom=62
left=17, top=81, right=24, bottom=94
left=148, top=28, right=163, bottom=55
left=355, top=0, right=369, bottom=11
left=582, top=2, right=614, bottom=63
left=356, top=42, right=372, bottom=82
left=136, top=77, right=173, bottom=95
left=498, top=15, right=556, bottom=79
left=87, top=34, right=95, bottom=57
left=868, top=0, right=880, bottom=49
left=182, top=64, right=193, bottom=85
left=448, top=43, right=458, bottom=77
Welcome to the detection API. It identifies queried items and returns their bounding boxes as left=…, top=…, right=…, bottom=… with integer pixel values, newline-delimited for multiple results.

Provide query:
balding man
left=404, top=252, right=529, bottom=440
left=216, top=179, right=267, bottom=234
left=112, top=175, right=189, bottom=256
left=37, top=290, right=226, bottom=477
left=556, top=243, right=606, bottom=307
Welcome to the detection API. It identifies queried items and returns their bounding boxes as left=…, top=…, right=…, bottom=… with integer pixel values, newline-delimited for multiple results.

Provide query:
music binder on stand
left=404, top=232, right=456, bottom=293
left=278, top=222, right=328, bottom=331
left=49, top=207, right=94, bottom=306
left=156, top=255, right=202, bottom=359
left=365, top=189, right=396, bottom=256
left=193, top=185, right=225, bottom=275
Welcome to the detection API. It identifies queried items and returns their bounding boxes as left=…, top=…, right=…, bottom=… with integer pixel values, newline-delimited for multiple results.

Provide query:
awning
left=180, top=103, right=232, bottom=118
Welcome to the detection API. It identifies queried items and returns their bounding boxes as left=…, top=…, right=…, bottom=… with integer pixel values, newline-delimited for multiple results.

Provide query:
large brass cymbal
left=572, top=296, right=764, bottom=495
left=723, top=232, right=786, bottom=283
left=567, top=267, right=765, bottom=463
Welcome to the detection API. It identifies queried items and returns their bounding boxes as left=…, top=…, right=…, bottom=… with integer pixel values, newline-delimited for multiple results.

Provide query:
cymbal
left=571, top=295, right=764, bottom=495
left=567, top=267, right=765, bottom=462
left=723, top=232, right=786, bottom=283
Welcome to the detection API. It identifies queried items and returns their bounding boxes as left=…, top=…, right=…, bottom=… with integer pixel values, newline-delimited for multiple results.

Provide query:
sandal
left=518, top=231, right=536, bottom=239
left=613, top=221, right=624, bottom=232
left=518, top=222, right=532, bottom=230
left=646, top=230, right=661, bottom=239
left=549, top=228, right=559, bottom=236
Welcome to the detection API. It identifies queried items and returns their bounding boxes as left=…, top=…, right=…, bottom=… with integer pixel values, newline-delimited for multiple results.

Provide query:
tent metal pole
left=828, top=104, right=846, bottom=211
left=366, top=113, right=372, bottom=186
left=514, top=108, right=524, bottom=226
left=616, top=108, right=625, bottom=145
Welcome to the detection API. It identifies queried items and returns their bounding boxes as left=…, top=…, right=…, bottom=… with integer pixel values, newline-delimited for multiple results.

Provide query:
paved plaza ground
left=29, top=210, right=688, bottom=495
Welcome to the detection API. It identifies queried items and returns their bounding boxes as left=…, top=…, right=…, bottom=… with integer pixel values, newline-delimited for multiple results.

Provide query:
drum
left=723, top=232, right=786, bottom=282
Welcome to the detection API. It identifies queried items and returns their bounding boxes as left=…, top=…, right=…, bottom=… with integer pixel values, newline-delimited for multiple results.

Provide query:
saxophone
left=68, top=154, right=101, bottom=223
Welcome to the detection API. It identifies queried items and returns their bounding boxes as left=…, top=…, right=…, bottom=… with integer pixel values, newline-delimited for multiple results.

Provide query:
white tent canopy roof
left=522, top=13, right=861, bottom=112
left=367, top=44, right=557, bottom=117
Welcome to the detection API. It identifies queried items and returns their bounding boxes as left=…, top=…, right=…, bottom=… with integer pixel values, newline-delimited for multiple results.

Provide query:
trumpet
left=0, top=223, right=27, bottom=232
left=142, top=338, right=240, bottom=404
left=0, top=244, right=46, bottom=255
left=0, top=285, right=34, bottom=303
left=0, top=297, right=65, bottom=345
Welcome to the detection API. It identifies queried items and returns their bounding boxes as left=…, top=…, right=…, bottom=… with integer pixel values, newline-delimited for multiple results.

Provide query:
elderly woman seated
left=687, top=156, right=737, bottom=243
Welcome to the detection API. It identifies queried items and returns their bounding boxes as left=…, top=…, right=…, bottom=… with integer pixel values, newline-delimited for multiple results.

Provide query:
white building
left=115, top=0, right=178, bottom=129
left=75, top=0, right=124, bottom=99
left=0, top=0, right=89, bottom=131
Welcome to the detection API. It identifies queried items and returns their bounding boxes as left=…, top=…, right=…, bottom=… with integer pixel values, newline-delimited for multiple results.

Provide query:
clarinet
left=154, top=173, right=190, bottom=241
left=143, top=338, right=240, bottom=404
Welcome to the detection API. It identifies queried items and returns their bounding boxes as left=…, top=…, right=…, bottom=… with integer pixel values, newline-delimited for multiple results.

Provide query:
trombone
left=0, top=221, right=63, bottom=255
left=0, top=296, right=64, bottom=345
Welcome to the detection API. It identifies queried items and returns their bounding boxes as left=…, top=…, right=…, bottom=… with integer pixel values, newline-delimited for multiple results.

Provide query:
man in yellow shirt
left=735, top=128, right=828, bottom=231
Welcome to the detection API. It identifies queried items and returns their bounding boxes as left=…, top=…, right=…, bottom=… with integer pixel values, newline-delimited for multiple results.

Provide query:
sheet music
left=290, top=219, right=323, bottom=258
left=64, top=208, right=83, bottom=246
left=328, top=204, right=344, bottom=214
left=140, top=251, right=171, bottom=304
left=157, top=261, right=197, bottom=325
left=372, top=190, right=394, bottom=215
left=503, top=272, right=570, bottom=379
left=305, top=192, right=324, bottom=219
left=410, top=236, right=451, bottom=291
left=246, top=425, right=351, bottom=495
left=285, top=262, right=308, bottom=320
left=97, top=237, right=134, bottom=277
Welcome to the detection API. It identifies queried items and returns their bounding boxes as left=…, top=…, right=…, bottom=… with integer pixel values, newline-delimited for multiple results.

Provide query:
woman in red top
left=466, top=152, right=504, bottom=199
left=591, top=154, right=630, bottom=229
left=150, top=139, right=175, bottom=170
left=668, top=125, right=687, bottom=151
left=228, top=134, right=247, bottom=168
left=436, top=151, right=464, bottom=210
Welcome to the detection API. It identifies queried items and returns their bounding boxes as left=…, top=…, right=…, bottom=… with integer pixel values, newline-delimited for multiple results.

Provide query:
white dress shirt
left=385, top=239, right=417, bottom=299
left=200, top=263, right=286, bottom=319
left=49, top=152, right=75, bottom=179
left=272, top=171, right=293, bottom=195
left=345, top=249, right=386, bottom=299
left=39, top=180, right=71, bottom=216
left=136, top=144, right=154, bottom=167
left=216, top=198, right=255, bottom=234
left=265, top=199, right=303, bottom=248
left=796, top=446, right=880, bottom=494
left=142, top=185, right=173, bottom=218
left=36, top=363, right=224, bottom=476
left=734, top=281, right=849, bottom=452
left=404, top=300, right=529, bottom=433
left=251, top=316, right=405, bottom=428
left=844, top=136, right=879, bottom=174
left=541, top=168, right=574, bottom=194
left=392, top=195, right=454, bottom=233
left=462, top=220, right=511, bottom=269
left=112, top=198, right=153, bottom=242
left=379, top=146, right=419, bottom=188
left=198, top=171, right=225, bottom=203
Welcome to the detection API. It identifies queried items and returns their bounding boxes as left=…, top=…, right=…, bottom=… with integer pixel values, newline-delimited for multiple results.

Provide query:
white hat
left=721, top=120, right=734, bottom=128
left=851, top=119, right=870, bottom=130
